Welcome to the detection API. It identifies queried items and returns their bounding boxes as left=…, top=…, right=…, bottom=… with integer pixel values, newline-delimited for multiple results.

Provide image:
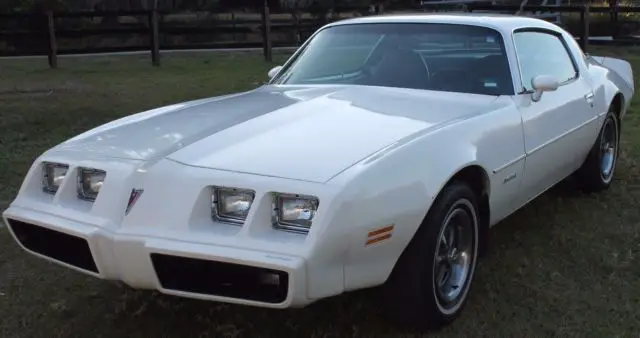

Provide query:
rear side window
left=513, top=31, right=578, bottom=92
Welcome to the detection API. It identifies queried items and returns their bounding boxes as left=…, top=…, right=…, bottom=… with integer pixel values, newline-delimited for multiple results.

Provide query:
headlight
left=77, top=168, right=106, bottom=201
left=42, top=162, right=68, bottom=194
left=211, top=187, right=255, bottom=224
left=272, top=194, right=319, bottom=233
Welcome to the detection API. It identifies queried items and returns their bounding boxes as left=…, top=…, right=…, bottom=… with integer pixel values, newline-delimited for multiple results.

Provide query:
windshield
left=271, top=23, right=514, bottom=96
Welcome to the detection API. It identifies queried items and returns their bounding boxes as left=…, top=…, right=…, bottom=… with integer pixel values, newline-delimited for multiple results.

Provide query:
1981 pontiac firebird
left=3, top=13, right=635, bottom=330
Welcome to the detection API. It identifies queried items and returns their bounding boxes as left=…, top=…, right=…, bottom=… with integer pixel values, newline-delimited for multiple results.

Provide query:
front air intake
left=150, top=253, right=289, bottom=304
left=7, top=219, right=98, bottom=273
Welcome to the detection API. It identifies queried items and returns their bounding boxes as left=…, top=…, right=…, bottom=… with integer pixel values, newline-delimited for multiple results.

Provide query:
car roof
left=326, top=12, right=561, bottom=34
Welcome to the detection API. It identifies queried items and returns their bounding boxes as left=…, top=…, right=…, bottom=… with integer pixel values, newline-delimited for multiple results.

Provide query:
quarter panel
left=588, top=57, right=634, bottom=119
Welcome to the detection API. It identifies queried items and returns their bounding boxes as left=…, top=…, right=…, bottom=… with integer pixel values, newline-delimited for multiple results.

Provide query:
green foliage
left=592, top=0, right=640, bottom=20
left=0, top=0, right=34, bottom=12
left=561, top=0, right=640, bottom=36
left=0, top=0, right=69, bottom=12
left=177, top=0, right=221, bottom=11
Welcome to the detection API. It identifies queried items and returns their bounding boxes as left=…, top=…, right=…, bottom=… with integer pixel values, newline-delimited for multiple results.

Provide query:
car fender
left=325, top=124, right=489, bottom=292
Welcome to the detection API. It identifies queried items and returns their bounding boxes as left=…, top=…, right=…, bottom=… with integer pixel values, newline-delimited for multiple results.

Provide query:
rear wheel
left=576, top=109, right=620, bottom=192
left=383, top=181, right=479, bottom=330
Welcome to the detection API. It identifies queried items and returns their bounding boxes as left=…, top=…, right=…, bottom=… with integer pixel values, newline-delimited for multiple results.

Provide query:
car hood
left=53, top=85, right=500, bottom=183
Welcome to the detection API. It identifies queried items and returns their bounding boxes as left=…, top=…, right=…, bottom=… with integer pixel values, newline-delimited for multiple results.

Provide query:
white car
left=2, top=13, right=634, bottom=330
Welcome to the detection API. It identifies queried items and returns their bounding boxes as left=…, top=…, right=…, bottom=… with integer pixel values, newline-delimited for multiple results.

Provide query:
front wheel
left=383, top=181, right=479, bottom=331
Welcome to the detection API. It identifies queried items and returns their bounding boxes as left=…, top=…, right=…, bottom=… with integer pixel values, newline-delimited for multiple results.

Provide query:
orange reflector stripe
left=366, top=233, right=392, bottom=246
left=367, top=224, right=394, bottom=238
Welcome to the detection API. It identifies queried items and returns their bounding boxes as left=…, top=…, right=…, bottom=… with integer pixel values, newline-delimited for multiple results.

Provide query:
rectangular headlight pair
left=211, top=187, right=319, bottom=233
left=42, top=162, right=106, bottom=201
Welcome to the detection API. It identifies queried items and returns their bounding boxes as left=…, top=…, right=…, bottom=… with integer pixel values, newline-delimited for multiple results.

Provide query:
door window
left=513, top=31, right=578, bottom=92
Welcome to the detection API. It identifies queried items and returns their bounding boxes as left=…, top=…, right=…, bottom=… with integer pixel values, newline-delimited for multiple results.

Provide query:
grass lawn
left=0, top=47, right=639, bottom=338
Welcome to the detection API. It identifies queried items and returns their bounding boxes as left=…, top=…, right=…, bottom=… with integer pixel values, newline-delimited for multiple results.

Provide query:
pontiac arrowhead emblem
left=125, top=189, right=144, bottom=215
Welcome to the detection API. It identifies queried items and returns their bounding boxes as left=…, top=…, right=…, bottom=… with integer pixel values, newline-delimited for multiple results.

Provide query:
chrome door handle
left=584, top=92, right=594, bottom=106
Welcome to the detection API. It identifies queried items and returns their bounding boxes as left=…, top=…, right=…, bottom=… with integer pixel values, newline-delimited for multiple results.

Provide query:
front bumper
left=3, top=205, right=310, bottom=308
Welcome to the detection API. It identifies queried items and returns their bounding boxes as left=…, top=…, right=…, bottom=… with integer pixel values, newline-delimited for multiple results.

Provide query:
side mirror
left=530, top=75, right=559, bottom=102
left=268, top=65, right=283, bottom=79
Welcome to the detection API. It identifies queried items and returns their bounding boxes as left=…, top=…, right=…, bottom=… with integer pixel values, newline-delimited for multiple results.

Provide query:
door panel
left=512, top=30, right=599, bottom=207
left=515, top=81, right=599, bottom=205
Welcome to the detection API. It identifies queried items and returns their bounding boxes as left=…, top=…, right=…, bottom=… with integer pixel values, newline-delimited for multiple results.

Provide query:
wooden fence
left=0, top=4, right=639, bottom=68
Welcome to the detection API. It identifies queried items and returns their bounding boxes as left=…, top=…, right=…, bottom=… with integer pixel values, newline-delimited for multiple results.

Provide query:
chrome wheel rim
left=432, top=199, right=477, bottom=314
left=600, top=116, right=618, bottom=183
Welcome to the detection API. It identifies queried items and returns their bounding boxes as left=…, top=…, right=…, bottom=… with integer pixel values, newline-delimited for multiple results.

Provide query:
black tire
left=575, top=109, right=620, bottom=193
left=383, top=181, right=479, bottom=331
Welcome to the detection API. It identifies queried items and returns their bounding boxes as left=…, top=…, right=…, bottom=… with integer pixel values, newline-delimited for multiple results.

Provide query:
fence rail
left=1, top=4, right=639, bottom=67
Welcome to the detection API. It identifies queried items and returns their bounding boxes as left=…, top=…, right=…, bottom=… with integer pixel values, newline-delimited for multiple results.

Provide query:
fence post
left=149, top=9, right=160, bottom=66
left=291, top=11, right=301, bottom=46
left=261, top=1, right=272, bottom=62
left=579, top=5, right=590, bottom=52
left=46, top=11, right=57, bottom=69
left=231, top=12, right=236, bottom=42
left=290, top=8, right=300, bottom=46
left=610, top=0, right=619, bottom=39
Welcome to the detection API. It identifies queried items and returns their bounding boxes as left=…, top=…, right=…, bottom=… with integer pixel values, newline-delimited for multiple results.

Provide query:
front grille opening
left=150, top=253, right=289, bottom=304
left=7, top=219, right=98, bottom=273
